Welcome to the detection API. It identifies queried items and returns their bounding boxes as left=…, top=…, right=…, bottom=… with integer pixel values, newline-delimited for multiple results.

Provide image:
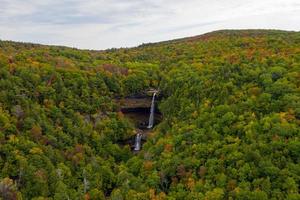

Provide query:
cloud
left=0, top=0, right=299, bottom=49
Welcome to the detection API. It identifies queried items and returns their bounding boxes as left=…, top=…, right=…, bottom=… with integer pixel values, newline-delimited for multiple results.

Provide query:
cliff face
left=117, top=97, right=153, bottom=110
left=117, top=92, right=161, bottom=129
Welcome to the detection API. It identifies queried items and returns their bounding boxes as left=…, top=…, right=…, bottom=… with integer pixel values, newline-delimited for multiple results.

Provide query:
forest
left=0, top=30, right=299, bottom=199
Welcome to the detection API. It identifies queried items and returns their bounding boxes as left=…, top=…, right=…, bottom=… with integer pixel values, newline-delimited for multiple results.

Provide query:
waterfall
left=147, top=92, right=156, bottom=129
left=132, top=92, right=156, bottom=151
left=134, top=133, right=142, bottom=151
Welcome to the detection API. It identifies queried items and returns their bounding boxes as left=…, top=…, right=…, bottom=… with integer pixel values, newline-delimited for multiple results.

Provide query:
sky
left=0, top=0, right=300, bottom=50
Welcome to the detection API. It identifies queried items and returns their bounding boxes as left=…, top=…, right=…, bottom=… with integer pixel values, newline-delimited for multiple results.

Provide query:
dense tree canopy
left=0, top=30, right=299, bottom=199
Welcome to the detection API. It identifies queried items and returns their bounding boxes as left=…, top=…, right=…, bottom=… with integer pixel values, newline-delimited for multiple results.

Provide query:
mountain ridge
left=1, top=29, right=298, bottom=51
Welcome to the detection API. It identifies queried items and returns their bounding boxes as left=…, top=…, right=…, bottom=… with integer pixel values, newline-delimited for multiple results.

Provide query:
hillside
left=0, top=30, right=299, bottom=200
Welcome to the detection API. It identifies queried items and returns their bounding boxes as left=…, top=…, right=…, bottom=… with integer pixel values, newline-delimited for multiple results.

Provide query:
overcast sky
left=0, top=0, right=300, bottom=50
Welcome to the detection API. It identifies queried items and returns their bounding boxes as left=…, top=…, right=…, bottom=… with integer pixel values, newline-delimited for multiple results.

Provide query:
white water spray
left=147, top=92, right=156, bottom=129
left=134, top=133, right=142, bottom=151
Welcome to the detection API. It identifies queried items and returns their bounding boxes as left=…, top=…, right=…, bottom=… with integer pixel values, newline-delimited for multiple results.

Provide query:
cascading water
left=133, top=92, right=157, bottom=151
left=134, top=133, right=142, bottom=151
left=147, top=92, right=156, bottom=129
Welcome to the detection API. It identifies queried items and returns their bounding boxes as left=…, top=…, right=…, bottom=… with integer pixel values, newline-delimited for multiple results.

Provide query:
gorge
left=117, top=90, right=160, bottom=151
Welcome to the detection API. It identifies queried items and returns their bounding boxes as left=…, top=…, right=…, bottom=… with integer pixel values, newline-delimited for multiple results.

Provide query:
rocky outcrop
left=117, top=97, right=153, bottom=110
left=116, top=89, right=160, bottom=111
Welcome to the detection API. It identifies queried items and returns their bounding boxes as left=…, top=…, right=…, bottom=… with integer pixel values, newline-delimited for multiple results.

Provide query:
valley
left=0, top=30, right=299, bottom=200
